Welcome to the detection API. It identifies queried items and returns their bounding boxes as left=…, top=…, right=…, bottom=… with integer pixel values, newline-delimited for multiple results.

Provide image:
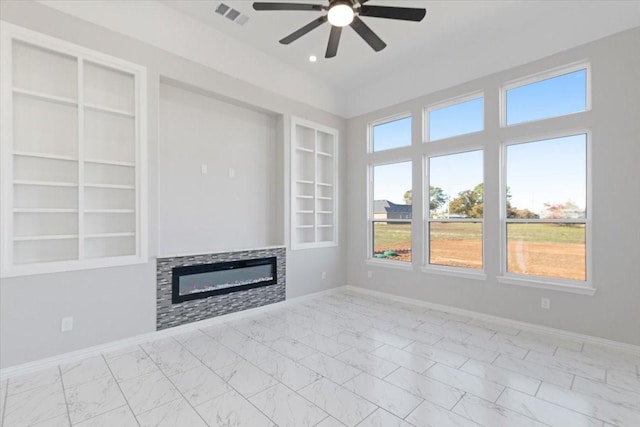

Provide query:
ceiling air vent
left=215, top=2, right=250, bottom=26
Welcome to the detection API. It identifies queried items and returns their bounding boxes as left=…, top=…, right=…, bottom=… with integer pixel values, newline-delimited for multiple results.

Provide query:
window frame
left=498, top=130, right=593, bottom=294
left=423, top=91, right=485, bottom=143
left=500, top=62, right=591, bottom=128
left=367, top=159, right=413, bottom=269
left=423, top=148, right=486, bottom=278
left=368, top=111, right=413, bottom=153
left=0, top=22, right=148, bottom=278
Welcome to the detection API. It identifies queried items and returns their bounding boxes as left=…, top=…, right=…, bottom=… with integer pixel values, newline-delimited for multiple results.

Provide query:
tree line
left=403, top=185, right=539, bottom=219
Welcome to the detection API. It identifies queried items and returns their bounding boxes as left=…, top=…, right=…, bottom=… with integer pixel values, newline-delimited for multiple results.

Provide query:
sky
left=372, top=68, right=587, bottom=216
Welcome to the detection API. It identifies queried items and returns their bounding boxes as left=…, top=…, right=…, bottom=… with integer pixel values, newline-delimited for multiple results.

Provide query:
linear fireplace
left=172, top=257, right=277, bottom=304
left=157, top=247, right=285, bottom=330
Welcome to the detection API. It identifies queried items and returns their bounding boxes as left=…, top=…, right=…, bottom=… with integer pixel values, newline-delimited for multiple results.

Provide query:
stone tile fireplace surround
left=156, top=247, right=286, bottom=330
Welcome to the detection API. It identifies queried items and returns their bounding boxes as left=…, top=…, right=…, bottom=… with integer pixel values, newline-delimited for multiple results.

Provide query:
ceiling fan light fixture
left=327, top=2, right=354, bottom=27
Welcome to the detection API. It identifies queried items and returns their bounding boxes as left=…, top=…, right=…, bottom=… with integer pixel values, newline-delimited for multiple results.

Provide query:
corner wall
left=346, top=27, right=640, bottom=346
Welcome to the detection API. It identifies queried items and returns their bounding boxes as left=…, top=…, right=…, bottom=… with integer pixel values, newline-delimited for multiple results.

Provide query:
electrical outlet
left=367, top=270, right=373, bottom=279
left=201, top=164, right=208, bottom=174
left=541, top=298, right=551, bottom=310
left=61, top=316, right=73, bottom=332
left=228, top=168, right=235, bottom=178
left=321, top=271, right=327, bottom=279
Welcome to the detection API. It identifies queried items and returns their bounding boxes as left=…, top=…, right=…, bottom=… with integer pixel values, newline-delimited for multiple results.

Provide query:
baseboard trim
left=345, top=285, right=640, bottom=356
left=4, top=283, right=637, bottom=380
left=0, top=286, right=344, bottom=380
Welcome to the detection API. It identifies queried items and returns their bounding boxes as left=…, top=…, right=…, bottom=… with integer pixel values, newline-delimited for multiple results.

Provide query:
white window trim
left=424, top=148, right=486, bottom=274
left=421, top=265, right=487, bottom=281
left=500, top=61, right=591, bottom=128
left=367, top=159, right=413, bottom=267
left=0, top=22, right=148, bottom=278
left=368, top=111, right=412, bottom=153
left=500, top=130, right=592, bottom=294
left=423, top=91, right=484, bottom=143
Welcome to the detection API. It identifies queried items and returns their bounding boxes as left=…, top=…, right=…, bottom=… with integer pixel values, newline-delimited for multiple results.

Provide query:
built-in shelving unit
left=291, top=117, right=338, bottom=249
left=1, top=23, right=147, bottom=277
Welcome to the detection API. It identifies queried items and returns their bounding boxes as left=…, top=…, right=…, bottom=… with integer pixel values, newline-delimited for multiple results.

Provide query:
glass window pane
left=507, top=223, right=586, bottom=281
left=429, top=150, right=483, bottom=219
left=429, top=222, right=482, bottom=269
left=373, top=222, right=411, bottom=262
left=372, top=161, right=412, bottom=262
left=372, top=116, right=411, bottom=152
left=506, top=134, right=586, bottom=219
left=506, top=69, right=587, bottom=126
left=428, top=97, right=483, bottom=141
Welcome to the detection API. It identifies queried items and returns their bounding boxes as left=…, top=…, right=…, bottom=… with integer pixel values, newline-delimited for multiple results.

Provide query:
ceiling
left=165, top=0, right=640, bottom=100
left=36, top=0, right=640, bottom=117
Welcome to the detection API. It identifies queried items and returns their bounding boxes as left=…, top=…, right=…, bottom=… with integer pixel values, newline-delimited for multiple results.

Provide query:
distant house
left=373, top=200, right=412, bottom=220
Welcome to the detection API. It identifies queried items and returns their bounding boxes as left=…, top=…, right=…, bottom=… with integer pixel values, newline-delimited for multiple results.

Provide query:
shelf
left=84, top=209, right=135, bottom=214
left=14, top=180, right=77, bottom=188
left=84, top=183, right=135, bottom=190
left=317, top=225, right=334, bottom=228
left=13, top=87, right=77, bottom=107
left=14, top=208, right=78, bottom=213
left=13, top=150, right=77, bottom=162
left=295, top=195, right=314, bottom=199
left=317, top=211, right=333, bottom=214
left=296, top=210, right=313, bottom=214
left=317, top=196, right=333, bottom=200
left=85, top=232, right=135, bottom=238
left=84, top=102, right=135, bottom=118
left=13, top=234, right=78, bottom=241
left=295, top=147, right=314, bottom=153
left=296, top=180, right=314, bottom=185
left=317, top=182, right=333, bottom=187
left=296, top=225, right=314, bottom=229
left=85, top=159, right=135, bottom=167
left=317, top=151, right=333, bottom=157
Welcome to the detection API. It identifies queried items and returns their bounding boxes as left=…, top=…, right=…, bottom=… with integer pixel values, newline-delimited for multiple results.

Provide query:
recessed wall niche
left=158, top=82, right=282, bottom=256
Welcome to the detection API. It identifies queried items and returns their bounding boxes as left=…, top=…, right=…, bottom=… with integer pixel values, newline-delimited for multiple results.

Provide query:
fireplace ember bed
left=171, top=256, right=277, bottom=304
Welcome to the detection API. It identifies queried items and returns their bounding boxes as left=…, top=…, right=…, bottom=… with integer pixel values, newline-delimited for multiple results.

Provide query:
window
left=1, top=23, right=147, bottom=277
left=504, top=134, right=588, bottom=282
left=426, top=95, right=483, bottom=141
left=291, top=117, right=338, bottom=250
left=371, top=115, right=411, bottom=152
left=427, top=150, right=483, bottom=270
left=370, top=161, right=412, bottom=263
left=504, top=66, right=588, bottom=126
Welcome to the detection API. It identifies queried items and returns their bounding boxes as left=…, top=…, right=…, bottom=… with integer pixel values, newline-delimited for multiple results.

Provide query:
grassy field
left=373, top=222, right=585, bottom=280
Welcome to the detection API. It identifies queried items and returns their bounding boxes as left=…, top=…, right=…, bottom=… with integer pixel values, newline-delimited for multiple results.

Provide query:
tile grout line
left=100, top=354, right=141, bottom=427
left=138, top=339, right=212, bottom=426
left=58, top=365, right=72, bottom=427
left=176, top=327, right=299, bottom=426
left=1, top=379, right=8, bottom=427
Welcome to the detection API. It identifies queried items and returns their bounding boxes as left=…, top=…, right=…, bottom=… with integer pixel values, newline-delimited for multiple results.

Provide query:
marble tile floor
left=1, top=289, right=639, bottom=427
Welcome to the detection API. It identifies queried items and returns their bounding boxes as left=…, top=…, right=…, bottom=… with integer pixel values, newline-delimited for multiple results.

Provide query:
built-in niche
left=158, top=81, right=283, bottom=257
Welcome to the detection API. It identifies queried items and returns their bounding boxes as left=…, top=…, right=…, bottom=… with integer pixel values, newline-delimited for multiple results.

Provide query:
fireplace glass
left=172, top=257, right=277, bottom=303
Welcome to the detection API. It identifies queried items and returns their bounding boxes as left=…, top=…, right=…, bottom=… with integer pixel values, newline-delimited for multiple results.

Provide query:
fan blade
left=359, top=5, right=426, bottom=21
left=350, top=16, right=386, bottom=52
left=253, top=2, right=324, bottom=11
left=280, top=16, right=328, bottom=44
left=325, top=26, right=342, bottom=58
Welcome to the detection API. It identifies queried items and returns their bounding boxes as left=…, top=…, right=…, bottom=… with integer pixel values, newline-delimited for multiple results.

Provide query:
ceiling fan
left=252, top=1, right=426, bottom=58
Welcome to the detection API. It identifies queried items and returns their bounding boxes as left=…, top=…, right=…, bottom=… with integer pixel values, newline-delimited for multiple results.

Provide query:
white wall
left=346, top=27, right=640, bottom=346
left=0, top=1, right=347, bottom=369
left=158, top=83, right=279, bottom=256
